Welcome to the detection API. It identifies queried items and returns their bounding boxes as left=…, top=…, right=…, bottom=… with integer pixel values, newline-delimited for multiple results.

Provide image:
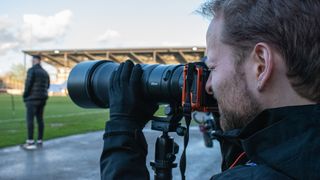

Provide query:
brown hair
left=199, top=0, right=320, bottom=102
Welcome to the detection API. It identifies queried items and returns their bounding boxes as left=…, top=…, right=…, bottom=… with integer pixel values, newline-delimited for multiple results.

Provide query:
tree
left=3, top=63, right=26, bottom=89
left=0, top=78, right=5, bottom=89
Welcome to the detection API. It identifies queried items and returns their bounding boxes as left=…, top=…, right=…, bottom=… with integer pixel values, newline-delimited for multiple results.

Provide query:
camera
left=67, top=60, right=217, bottom=112
left=67, top=59, right=219, bottom=180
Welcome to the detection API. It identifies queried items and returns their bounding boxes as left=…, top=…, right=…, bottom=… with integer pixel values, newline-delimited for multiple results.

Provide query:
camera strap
left=180, top=63, right=195, bottom=180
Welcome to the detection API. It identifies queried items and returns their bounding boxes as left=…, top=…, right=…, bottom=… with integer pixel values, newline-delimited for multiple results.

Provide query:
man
left=100, top=0, right=320, bottom=179
left=22, top=55, right=50, bottom=150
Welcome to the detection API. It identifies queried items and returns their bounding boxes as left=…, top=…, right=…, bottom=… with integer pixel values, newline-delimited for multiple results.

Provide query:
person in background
left=21, top=55, right=50, bottom=150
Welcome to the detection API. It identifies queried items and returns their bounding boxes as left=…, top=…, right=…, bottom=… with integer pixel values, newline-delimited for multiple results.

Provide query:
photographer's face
left=205, top=18, right=261, bottom=131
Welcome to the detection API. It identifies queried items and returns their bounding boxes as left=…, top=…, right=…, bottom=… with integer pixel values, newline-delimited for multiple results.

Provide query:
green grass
left=0, top=94, right=167, bottom=148
left=0, top=94, right=109, bottom=148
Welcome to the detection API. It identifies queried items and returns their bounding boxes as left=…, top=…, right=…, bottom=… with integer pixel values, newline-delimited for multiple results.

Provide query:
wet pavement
left=0, top=127, right=222, bottom=180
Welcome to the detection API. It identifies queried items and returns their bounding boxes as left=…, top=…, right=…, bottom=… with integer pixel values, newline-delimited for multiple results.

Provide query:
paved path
left=0, top=127, right=222, bottom=180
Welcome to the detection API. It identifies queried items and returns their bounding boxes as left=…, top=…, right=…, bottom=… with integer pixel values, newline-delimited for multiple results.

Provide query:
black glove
left=108, top=60, right=159, bottom=128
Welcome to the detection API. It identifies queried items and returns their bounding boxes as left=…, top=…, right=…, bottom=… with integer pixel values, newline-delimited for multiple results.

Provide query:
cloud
left=97, top=30, right=120, bottom=42
left=0, top=10, right=73, bottom=56
left=20, top=9, right=73, bottom=44
left=0, top=15, right=19, bottom=55
left=0, top=42, right=19, bottom=55
left=0, top=29, right=16, bottom=42
left=0, top=15, right=13, bottom=30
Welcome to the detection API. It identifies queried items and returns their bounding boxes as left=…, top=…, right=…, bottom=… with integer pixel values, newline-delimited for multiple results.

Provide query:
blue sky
left=0, top=0, right=210, bottom=74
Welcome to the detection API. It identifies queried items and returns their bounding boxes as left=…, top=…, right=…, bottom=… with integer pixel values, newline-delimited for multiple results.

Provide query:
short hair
left=32, top=55, right=41, bottom=61
left=199, top=0, right=320, bottom=102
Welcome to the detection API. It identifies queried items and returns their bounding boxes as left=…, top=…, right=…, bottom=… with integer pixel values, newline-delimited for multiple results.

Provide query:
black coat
left=23, top=64, right=50, bottom=102
left=100, top=104, right=320, bottom=179
left=211, top=104, right=320, bottom=179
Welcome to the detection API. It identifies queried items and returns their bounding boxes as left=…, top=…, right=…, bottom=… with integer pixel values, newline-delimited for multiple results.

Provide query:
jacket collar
left=33, top=64, right=41, bottom=68
left=239, top=104, right=320, bottom=178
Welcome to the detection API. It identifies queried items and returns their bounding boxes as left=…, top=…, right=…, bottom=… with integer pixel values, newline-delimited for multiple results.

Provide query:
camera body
left=67, top=60, right=217, bottom=112
left=182, top=62, right=218, bottom=112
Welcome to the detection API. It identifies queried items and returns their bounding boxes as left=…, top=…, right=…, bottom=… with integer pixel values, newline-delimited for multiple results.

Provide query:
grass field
left=0, top=94, right=167, bottom=148
left=0, top=94, right=110, bottom=148
left=0, top=94, right=109, bottom=147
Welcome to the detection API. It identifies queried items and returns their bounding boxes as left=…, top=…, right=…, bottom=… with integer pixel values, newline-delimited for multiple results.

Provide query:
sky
left=0, top=0, right=210, bottom=75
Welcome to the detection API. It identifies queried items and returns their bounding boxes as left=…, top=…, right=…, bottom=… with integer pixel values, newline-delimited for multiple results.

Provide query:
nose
left=206, top=73, right=213, bottom=95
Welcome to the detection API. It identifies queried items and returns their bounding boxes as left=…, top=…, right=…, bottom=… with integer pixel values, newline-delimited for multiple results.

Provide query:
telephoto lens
left=67, top=60, right=184, bottom=108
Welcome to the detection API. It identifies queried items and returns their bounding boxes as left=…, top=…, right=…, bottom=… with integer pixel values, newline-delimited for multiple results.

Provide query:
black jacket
left=100, top=104, right=320, bottom=179
left=23, top=64, right=50, bottom=102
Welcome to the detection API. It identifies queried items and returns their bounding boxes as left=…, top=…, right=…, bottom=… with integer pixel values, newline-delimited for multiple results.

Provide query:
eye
left=205, top=57, right=216, bottom=72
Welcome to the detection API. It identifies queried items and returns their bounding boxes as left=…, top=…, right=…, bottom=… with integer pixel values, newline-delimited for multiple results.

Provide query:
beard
left=214, top=68, right=262, bottom=131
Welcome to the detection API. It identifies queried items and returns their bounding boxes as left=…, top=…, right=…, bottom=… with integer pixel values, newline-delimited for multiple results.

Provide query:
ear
left=253, top=43, right=274, bottom=91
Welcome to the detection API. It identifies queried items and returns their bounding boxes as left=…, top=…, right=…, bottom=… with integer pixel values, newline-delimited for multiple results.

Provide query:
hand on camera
left=108, top=60, right=159, bottom=128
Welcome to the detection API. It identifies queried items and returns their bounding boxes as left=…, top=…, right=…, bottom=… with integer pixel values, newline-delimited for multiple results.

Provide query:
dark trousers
left=25, top=101, right=46, bottom=140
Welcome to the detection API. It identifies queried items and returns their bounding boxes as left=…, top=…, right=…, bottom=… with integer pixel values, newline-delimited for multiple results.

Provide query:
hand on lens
left=109, top=60, right=159, bottom=128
